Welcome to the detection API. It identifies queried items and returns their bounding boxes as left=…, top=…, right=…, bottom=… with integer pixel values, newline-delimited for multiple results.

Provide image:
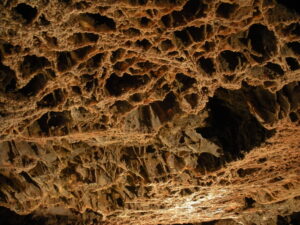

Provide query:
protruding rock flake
left=0, top=0, right=300, bottom=224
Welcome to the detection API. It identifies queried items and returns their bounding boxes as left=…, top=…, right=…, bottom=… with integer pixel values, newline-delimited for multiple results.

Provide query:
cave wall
left=0, top=0, right=300, bottom=224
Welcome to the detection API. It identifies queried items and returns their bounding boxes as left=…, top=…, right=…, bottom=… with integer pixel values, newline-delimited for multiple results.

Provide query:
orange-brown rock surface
left=0, top=0, right=300, bottom=224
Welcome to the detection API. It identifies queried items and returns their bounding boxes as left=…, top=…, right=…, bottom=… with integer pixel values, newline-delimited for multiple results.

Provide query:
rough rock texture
left=0, top=0, right=300, bottom=224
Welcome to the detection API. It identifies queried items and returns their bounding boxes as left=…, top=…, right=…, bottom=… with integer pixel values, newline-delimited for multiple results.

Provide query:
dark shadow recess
left=196, top=86, right=275, bottom=161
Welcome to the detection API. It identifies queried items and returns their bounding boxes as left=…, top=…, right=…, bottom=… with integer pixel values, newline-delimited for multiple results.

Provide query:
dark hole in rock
left=130, top=93, right=143, bottom=102
left=174, top=155, right=185, bottom=170
left=85, top=79, right=97, bottom=92
left=37, top=89, right=64, bottom=108
left=283, top=23, right=300, bottom=37
left=154, top=0, right=182, bottom=6
left=60, top=0, right=73, bottom=4
left=156, top=164, right=164, bottom=175
left=161, top=14, right=171, bottom=27
left=72, top=86, right=81, bottom=94
left=287, top=42, right=300, bottom=55
left=277, top=215, right=289, bottom=225
left=264, top=62, right=284, bottom=79
left=60, top=163, right=81, bottom=180
left=244, top=197, right=256, bottom=208
left=198, top=221, right=215, bottom=225
left=57, top=51, right=76, bottom=72
left=171, top=11, right=185, bottom=27
left=139, top=105, right=152, bottom=129
left=139, top=165, right=150, bottom=182
left=129, top=0, right=148, bottom=6
left=247, top=85, right=279, bottom=123
left=29, top=161, right=49, bottom=177
left=85, top=33, right=99, bottom=42
left=37, top=111, right=70, bottom=135
left=219, top=50, right=247, bottom=72
left=39, top=14, right=50, bottom=26
left=237, top=168, right=246, bottom=177
left=276, top=212, right=300, bottom=225
left=290, top=212, right=300, bottom=225
left=135, top=39, right=151, bottom=50
left=161, top=0, right=207, bottom=28
left=276, top=0, right=300, bottom=14
left=168, top=51, right=179, bottom=56
left=162, top=84, right=171, bottom=92
left=160, top=39, right=173, bottom=51
left=196, top=87, right=275, bottom=161
left=223, top=75, right=235, bottom=82
left=0, top=206, right=47, bottom=225
left=258, top=157, right=267, bottom=163
left=248, top=24, right=277, bottom=61
left=20, top=55, right=50, bottom=77
left=19, top=74, right=47, bottom=97
left=180, top=188, right=193, bottom=196
left=113, top=60, right=129, bottom=71
left=197, top=152, right=222, bottom=173
left=174, top=30, right=192, bottom=46
left=0, top=63, right=16, bottom=93
left=73, top=46, right=93, bottom=59
left=175, top=73, right=196, bottom=91
left=198, top=57, right=215, bottom=75
left=0, top=191, right=7, bottom=203
left=123, top=28, right=141, bottom=37
left=49, top=111, right=70, bottom=127
left=266, top=62, right=284, bottom=74
left=116, top=198, right=124, bottom=207
left=270, top=176, right=284, bottom=183
left=158, top=92, right=178, bottom=114
left=82, top=74, right=95, bottom=91
left=176, top=57, right=185, bottom=62
left=216, top=3, right=238, bottom=18
left=85, top=53, right=104, bottom=69
left=71, top=33, right=99, bottom=45
left=150, top=92, right=180, bottom=123
left=185, top=93, right=198, bottom=108
left=19, top=171, right=40, bottom=188
left=112, top=100, right=133, bottom=114
left=139, top=0, right=148, bottom=5
left=111, top=48, right=125, bottom=63
left=125, top=185, right=138, bottom=195
left=186, top=26, right=205, bottom=42
left=203, top=41, right=215, bottom=52
left=2, top=43, right=14, bottom=55
left=81, top=74, right=94, bottom=82
left=146, top=145, right=155, bottom=153
left=289, top=112, right=298, bottom=122
left=136, top=61, right=156, bottom=70
left=286, top=57, right=300, bottom=71
left=14, top=3, right=37, bottom=24
left=105, top=73, right=149, bottom=96
left=79, top=13, right=116, bottom=31
left=46, top=69, right=56, bottom=78
left=280, top=82, right=300, bottom=111
left=181, top=0, right=207, bottom=21
left=75, top=1, right=91, bottom=9
left=140, top=17, right=151, bottom=27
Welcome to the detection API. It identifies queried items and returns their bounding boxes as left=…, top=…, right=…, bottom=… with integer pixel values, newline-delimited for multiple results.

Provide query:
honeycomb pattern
left=0, top=0, right=300, bottom=224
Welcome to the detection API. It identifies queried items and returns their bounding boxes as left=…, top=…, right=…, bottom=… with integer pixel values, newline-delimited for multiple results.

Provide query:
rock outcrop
left=0, top=0, right=300, bottom=224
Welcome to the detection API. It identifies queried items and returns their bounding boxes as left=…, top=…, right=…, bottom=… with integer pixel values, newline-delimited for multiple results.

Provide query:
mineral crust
left=0, top=0, right=300, bottom=224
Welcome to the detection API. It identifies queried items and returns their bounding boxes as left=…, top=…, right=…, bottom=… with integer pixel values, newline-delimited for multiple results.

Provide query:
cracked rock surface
left=0, top=0, right=300, bottom=224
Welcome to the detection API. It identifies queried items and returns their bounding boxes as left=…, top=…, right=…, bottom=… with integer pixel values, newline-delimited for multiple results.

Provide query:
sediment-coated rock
left=0, top=0, right=300, bottom=224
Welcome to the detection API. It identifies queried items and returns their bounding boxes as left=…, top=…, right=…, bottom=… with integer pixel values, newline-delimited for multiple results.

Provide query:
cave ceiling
left=0, top=0, right=300, bottom=224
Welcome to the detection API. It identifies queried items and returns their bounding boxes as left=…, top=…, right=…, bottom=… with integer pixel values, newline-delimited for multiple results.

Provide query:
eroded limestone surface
left=0, top=0, right=300, bottom=224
